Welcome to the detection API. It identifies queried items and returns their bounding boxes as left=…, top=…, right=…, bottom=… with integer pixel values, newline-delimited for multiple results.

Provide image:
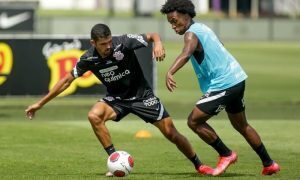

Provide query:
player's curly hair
left=91, top=23, right=111, bottom=41
left=160, top=0, right=196, bottom=18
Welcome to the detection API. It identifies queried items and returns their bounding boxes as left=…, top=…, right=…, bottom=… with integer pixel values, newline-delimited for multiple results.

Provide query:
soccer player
left=160, top=0, right=280, bottom=176
left=25, top=23, right=214, bottom=176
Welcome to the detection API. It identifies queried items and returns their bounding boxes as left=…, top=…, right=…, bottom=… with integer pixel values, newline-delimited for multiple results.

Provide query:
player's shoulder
left=80, top=47, right=98, bottom=61
left=113, top=34, right=146, bottom=42
left=112, top=34, right=127, bottom=42
left=188, top=22, right=209, bottom=32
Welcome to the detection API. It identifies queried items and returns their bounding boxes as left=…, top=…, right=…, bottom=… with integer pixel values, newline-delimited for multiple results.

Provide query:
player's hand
left=152, top=41, right=165, bottom=61
left=25, top=103, right=42, bottom=120
left=166, top=72, right=177, bottom=92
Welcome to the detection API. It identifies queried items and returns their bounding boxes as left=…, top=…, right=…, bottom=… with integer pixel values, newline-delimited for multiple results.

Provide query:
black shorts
left=101, top=90, right=169, bottom=123
left=196, top=81, right=246, bottom=115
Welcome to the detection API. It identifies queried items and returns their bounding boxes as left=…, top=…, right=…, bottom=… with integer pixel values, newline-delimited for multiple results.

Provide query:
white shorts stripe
left=196, top=91, right=226, bottom=104
left=73, top=66, right=78, bottom=78
left=157, top=103, right=164, bottom=120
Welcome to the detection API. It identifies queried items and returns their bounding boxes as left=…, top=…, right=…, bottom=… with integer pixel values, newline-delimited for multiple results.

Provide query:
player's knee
left=231, top=122, right=248, bottom=134
left=88, top=111, right=104, bottom=125
left=164, top=128, right=179, bottom=142
left=187, top=116, right=197, bottom=130
left=187, top=120, right=194, bottom=130
left=87, top=111, right=97, bottom=122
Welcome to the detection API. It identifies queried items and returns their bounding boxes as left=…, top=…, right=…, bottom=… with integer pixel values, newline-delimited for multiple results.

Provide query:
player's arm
left=146, top=33, right=165, bottom=62
left=166, top=32, right=199, bottom=92
left=25, top=73, right=75, bottom=119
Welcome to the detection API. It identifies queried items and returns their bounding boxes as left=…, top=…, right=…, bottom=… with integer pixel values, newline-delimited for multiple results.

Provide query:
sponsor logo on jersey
left=113, top=51, right=124, bottom=61
left=127, top=34, right=148, bottom=46
left=99, top=65, right=118, bottom=73
left=103, top=96, right=115, bottom=102
left=241, top=98, right=245, bottom=107
left=215, top=105, right=226, bottom=113
left=86, top=56, right=98, bottom=61
left=114, top=44, right=122, bottom=51
left=143, top=97, right=159, bottom=107
left=230, top=61, right=239, bottom=69
left=0, top=43, right=13, bottom=86
left=235, top=71, right=246, bottom=79
left=101, top=69, right=130, bottom=83
left=43, top=40, right=99, bottom=96
left=106, top=60, right=113, bottom=64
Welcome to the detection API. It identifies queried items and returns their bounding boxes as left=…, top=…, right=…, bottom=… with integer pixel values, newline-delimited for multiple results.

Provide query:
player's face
left=91, top=36, right=113, bottom=58
left=167, top=11, right=190, bottom=35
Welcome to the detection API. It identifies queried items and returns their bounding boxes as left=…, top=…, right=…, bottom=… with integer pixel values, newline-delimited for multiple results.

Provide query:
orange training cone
left=135, top=130, right=152, bottom=138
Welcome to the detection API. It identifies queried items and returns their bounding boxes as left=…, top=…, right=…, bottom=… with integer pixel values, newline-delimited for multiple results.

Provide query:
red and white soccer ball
left=107, top=151, right=134, bottom=177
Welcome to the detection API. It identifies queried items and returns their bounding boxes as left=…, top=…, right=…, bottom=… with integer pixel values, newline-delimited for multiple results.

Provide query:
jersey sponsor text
left=102, top=69, right=130, bottom=83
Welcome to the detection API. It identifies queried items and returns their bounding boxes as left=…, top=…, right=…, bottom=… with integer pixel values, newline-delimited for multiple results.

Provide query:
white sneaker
left=105, top=171, right=113, bottom=177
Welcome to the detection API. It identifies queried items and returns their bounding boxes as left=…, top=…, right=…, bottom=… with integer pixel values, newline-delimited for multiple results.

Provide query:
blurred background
left=1, top=0, right=300, bottom=40
left=1, top=0, right=299, bottom=119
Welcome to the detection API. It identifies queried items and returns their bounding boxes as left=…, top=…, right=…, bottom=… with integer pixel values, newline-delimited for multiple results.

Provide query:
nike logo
left=114, top=44, right=122, bottom=51
left=0, top=12, right=31, bottom=29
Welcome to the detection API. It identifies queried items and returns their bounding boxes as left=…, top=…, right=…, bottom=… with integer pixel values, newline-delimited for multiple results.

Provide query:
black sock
left=104, top=144, right=116, bottom=156
left=189, top=154, right=202, bottom=169
left=254, top=143, right=273, bottom=167
left=209, top=137, right=232, bottom=156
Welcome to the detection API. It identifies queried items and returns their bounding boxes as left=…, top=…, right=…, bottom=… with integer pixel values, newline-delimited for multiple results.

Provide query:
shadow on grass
left=95, top=172, right=255, bottom=178
left=214, top=172, right=255, bottom=177
left=0, top=113, right=10, bottom=118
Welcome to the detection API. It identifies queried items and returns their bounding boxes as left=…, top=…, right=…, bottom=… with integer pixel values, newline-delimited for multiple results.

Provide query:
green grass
left=0, top=120, right=298, bottom=179
left=1, top=42, right=300, bottom=179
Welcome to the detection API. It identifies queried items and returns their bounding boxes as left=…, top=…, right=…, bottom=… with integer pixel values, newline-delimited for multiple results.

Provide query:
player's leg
left=89, top=98, right=130, bottom=177
left=187, top=107, right=216, bottom=143
left=131, top=94, right=197, bottom=161
left=153, top=117, right=214, bottom=175
left=88, top=101, right=117, bottom=154
left=130, top=92, right=213, bottom=175
left=188, top=91, right=237, bottom=176
left=88, top=101, right=119, bottom=177
left=225, top=81, right=279, bottom=175
left=227, top=111, right=262, bottom=149
left=153, top=117, right=196, bottom=160
left=227, top=111, right=280, bottom=175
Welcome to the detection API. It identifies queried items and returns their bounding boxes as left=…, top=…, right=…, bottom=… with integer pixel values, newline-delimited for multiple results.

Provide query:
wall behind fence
left=36, top=17, right=300, bottom=41
left=0, top=36, right=154, bottom=96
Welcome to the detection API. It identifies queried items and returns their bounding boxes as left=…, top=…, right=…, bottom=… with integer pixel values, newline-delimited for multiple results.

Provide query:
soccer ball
left=107, top=151, right=134, bottom=177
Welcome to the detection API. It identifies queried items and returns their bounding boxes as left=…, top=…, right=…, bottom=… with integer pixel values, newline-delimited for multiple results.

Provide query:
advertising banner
left=0, top=37, right=154, bottom=96
left=0, top=8, right=35, bottom=32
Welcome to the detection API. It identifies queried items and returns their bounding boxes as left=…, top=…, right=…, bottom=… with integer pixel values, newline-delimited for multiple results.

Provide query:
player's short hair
left=160, top=0, right=196, bottom=18
left=91, top=23, right=111, bottom=41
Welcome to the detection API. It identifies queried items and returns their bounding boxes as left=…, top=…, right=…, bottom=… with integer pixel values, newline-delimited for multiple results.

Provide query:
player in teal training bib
left=161, top=0, right=280, bottom=176
left=187, top=23, right=247, bottom=93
